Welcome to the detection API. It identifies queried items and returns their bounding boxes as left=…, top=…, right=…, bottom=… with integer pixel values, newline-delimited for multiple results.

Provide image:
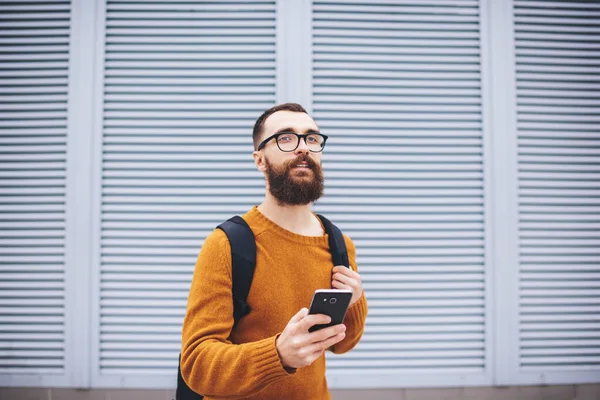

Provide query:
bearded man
left=180, top=103, right=368, bottom=400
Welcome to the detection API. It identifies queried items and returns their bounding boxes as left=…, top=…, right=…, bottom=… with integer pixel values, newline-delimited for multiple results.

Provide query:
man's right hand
left=275, top=307, right=346, bottom=369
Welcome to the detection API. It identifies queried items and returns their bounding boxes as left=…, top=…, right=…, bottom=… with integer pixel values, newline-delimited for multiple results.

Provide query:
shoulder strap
left=176, top=216, right=256, bottom=400
left=217, top=216, right=256, bottom=325
left=316, top=214, right=349, bottom=269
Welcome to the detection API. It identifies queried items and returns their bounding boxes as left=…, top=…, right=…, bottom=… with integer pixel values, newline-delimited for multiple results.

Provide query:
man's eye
left=278, top=135, right=294, bottom=142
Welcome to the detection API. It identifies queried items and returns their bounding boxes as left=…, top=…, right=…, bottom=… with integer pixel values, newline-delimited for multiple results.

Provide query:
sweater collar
left=244, top=206, right=330, bottom=246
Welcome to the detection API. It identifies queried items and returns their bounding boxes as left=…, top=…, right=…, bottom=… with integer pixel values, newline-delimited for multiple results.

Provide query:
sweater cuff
left=345, top=293, right=368, bottom=326
left=248, top=335, right=295, bottom=388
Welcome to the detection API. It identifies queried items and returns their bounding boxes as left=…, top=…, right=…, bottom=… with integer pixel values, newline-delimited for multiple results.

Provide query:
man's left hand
left=331, top=265, right=363, bottom=306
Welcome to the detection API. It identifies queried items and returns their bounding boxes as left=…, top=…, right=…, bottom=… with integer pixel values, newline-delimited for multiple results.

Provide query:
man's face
left=255, top=111, right=325, bottom=206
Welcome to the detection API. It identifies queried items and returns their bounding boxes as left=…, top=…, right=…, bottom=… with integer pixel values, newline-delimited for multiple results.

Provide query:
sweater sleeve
left=330, top=235, right=368, bottom=354
left=180, top=229, right=291, bottom=398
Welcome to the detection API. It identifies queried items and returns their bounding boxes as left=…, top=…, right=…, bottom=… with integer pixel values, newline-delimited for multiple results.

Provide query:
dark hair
left=252, top=103, right=308, bottom=150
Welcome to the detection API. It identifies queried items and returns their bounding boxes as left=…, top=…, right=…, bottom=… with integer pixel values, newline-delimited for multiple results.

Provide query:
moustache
left=284, top=154, right=320, bottom=171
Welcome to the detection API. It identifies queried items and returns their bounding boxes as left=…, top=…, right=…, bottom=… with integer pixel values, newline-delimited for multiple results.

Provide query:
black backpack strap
left=177, top=358, right=203, bottom=400
left=176, top=216, right=256, bottom=400
left=217, top=216, right=256, bottom=325
left=316, top=214, right=349, bottom=269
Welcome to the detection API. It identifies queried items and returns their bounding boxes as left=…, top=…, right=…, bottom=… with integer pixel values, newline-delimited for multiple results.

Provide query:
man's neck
left=257, top=195, right=322, bottom=236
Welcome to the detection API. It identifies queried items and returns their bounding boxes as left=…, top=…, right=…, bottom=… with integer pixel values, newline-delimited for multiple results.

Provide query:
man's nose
left=295, top=137, right=310, bottom=154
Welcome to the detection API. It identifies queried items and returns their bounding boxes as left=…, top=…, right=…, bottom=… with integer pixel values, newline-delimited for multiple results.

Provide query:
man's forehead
left=264, top=110, right=319, bottom=134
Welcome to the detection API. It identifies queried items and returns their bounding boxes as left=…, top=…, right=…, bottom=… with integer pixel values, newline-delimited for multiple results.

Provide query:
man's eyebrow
left=274, top=127, right=321, bottom=135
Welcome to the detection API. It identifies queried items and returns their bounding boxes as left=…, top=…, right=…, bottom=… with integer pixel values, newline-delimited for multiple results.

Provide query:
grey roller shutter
left=0, top=0, right=71, bottom=376
left=311, top=0, right=487, bottom=380
left=97, top=0, right=276, bottom=378
left=514, top=0, right=600, bottom=372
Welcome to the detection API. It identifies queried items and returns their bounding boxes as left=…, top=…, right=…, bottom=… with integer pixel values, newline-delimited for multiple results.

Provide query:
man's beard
left=265, top=154, right=324, bottom=206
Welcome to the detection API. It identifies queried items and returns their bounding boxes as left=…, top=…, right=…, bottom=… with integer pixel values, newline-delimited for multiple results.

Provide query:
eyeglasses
left=257, top=132, right=328, bottom=153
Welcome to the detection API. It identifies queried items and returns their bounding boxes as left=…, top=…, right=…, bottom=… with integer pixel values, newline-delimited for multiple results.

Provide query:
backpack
left=176, top=214, right=349, bottom=400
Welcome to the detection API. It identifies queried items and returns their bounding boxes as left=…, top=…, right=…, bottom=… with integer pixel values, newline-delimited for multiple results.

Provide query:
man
left=180, top=103, right=368, bottom=399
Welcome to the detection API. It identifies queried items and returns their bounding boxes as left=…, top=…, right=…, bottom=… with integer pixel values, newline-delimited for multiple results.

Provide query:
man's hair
left=252, top=103, right=308, bottom=150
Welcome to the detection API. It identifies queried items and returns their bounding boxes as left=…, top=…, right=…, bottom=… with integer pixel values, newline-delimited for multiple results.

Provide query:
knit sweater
left=180, top=206, right=368, bottom=400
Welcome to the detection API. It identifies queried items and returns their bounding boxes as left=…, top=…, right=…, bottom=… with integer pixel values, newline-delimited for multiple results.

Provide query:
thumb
left=290, top=307, right=308, bottom=323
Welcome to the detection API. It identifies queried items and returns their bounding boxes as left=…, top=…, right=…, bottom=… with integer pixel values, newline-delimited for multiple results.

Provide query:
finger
left=332, top=272, right=357, bottom=287
left=331, top=280, right=352, bottom=291
left=306, top=331, right=346, bottom=354
left=299, top=314, right=332, bottom=332
left=333, top=265, right=361, bottom=281
left=290, top=307, right=309, bottom=323
left=332, top=265, right=348, bottom=274
left=320, top=331, right=346, bottom=351
left=309, top=323, right=346, bottom=343
left=333, top=265, right=360, bottom=279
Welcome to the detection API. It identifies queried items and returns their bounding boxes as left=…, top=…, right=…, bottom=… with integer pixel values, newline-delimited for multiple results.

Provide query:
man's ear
left=253, top=151, right=267, bottom=173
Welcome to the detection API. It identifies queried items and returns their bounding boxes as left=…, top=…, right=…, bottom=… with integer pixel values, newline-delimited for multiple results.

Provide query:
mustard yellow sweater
left=181, top=207, right=368, bottom=400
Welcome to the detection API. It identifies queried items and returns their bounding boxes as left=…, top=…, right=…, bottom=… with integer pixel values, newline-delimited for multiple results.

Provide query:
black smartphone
left=307, top=289, right=352, bottom=332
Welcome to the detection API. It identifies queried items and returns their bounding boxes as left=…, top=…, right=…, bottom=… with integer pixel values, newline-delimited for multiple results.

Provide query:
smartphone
left=307, top=289, right=352, bottom=332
